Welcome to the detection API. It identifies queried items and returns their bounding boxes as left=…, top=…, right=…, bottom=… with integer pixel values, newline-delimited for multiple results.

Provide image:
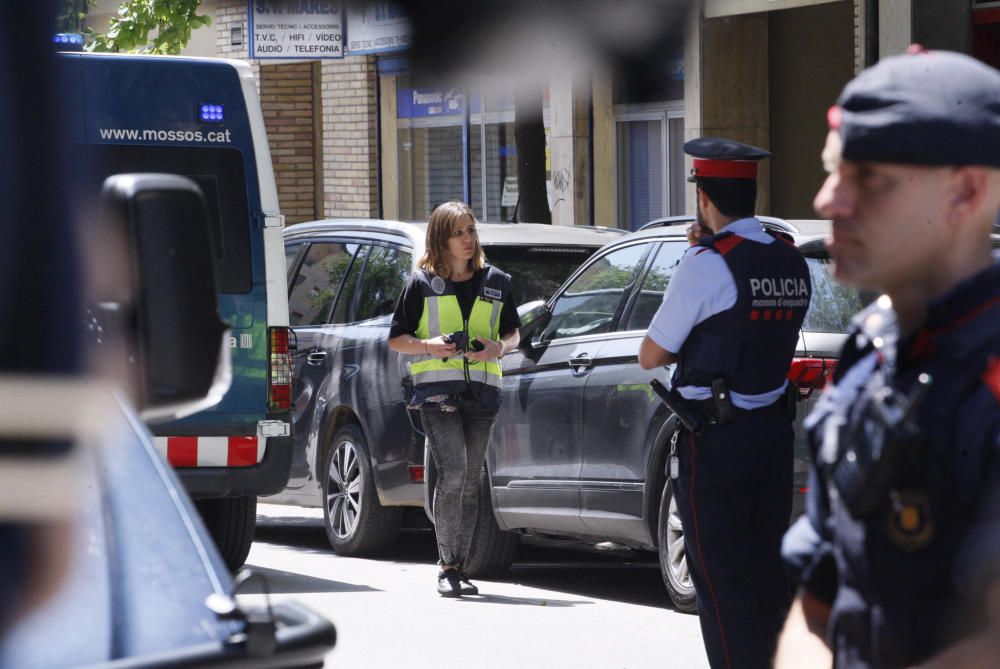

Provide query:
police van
left=58, top=50, right=293, bottom=569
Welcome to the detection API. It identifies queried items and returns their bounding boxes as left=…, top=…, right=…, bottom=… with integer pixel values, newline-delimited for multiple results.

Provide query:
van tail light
left=787, top=357, right=834, bottom=399
left=268, top=327, right=292, bottom=411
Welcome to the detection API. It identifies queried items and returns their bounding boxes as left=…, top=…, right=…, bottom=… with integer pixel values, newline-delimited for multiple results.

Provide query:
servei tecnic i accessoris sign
left=248, top=1, right=344, bottom=59
left=248, top=2, right=413, bottom=59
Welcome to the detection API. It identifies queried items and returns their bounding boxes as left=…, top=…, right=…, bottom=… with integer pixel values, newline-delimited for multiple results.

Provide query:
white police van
left=58, top=48, right=293, bottom=568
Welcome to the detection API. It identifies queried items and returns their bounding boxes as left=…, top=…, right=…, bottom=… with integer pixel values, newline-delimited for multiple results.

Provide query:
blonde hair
left=417, top=201, right=486, bottom=278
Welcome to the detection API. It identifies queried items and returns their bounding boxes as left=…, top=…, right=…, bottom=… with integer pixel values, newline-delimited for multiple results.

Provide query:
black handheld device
left=444, top=331, right=485, bottom=353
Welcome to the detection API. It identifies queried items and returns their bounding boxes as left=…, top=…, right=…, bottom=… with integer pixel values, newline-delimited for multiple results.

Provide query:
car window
left=81, top=145, right=252, bottom=294
left=288, top=242, right=360, bottom=326
left=624, top=240, right=688, bottom=331
left=802, top=255, right=868, bottom=333
left=484, top=245, right=599, bottom=306
left=354, top=245, right=413, bottom=322
left=541, top=244, right=649, bottom=342
left=285, top=242, right=304, bottom=283
left=331, top=244, right=369, bottom=324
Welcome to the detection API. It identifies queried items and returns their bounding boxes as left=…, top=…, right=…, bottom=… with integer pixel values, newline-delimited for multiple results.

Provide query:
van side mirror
left=99, top=174, right=231, bottom=423
left=516, top=300, right=551, bottom=346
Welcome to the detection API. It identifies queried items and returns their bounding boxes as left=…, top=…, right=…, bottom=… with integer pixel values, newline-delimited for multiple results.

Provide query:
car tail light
left=268, top=327, right=292, bottom=411
left=408, top=465, right=425, bottom=483
left=787, top=357, right=833, bottom=399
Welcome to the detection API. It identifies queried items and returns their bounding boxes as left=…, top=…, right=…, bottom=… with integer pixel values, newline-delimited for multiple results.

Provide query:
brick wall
left=213, top=0, right=380, bottom=221
left=318, top=57, right=380, bottom=219
left=214, top=0, right=258, bottom=84
left=261, top=63, right=317, bottom=224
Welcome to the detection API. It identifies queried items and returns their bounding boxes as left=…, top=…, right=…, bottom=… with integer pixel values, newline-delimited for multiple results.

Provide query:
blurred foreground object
left=0, top=3, right=335, bottom=667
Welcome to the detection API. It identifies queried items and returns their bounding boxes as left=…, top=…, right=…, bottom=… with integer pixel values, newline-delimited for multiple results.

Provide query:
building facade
left=85, top=0, right=995, bottom=229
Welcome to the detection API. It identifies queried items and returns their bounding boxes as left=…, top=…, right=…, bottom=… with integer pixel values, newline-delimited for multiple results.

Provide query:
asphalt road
left=241, top=504, right=709, bottom=669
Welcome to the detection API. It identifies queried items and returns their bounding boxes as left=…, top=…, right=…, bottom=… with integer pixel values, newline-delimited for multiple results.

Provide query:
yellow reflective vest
left=408, top=266, right=509, bottom=402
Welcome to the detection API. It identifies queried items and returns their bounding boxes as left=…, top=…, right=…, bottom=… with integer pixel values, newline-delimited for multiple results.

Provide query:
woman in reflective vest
left=388, top=201, right=521, bottom=597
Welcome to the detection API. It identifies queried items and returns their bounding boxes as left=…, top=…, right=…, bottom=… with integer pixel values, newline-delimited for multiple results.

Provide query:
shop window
left=614, top=106, right=685, bottom=231
left=394, top=76, right=547, bottom=222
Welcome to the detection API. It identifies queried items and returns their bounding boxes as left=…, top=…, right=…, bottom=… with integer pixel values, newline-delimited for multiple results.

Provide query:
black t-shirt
left=389, top=268, right=522, bottom=339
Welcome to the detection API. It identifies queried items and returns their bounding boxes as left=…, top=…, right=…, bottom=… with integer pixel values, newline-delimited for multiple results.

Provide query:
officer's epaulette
left=697, top=230, right=731, bottom=247
left=766, top=229, right=796, bottom=246
left=983, top=357, right=1000, bottom=405
left=697, top=231, right=744, bottom=257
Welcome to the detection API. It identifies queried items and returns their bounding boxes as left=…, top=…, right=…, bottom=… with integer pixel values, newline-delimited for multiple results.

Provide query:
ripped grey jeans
left=419, top=396, right=498, bottom=567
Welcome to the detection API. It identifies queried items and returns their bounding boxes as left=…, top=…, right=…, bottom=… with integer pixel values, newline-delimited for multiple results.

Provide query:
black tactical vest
left=807, top=262, right=1000, bottom=668
left=673, top=231, right=812, bottom=395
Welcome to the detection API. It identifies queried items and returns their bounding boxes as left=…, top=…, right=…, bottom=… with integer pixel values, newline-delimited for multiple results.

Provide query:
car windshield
left=485, top=245, right=599, bottom=306
left=801, top=255, right=873, bottom=333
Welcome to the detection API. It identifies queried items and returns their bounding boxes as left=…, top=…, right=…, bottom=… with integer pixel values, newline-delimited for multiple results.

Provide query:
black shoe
left=437, top=569, right=462, bottom=597
left=457, top=571, right=479, bottom=596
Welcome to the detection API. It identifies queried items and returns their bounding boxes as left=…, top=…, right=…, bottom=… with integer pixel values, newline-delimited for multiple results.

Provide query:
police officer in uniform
left=640, top=138, right=812, bottom=669
left=777, top=49, right=1000, bottom=668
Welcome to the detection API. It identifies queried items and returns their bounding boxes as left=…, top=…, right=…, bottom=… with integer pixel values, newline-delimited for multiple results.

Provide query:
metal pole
left=462, top=87, right=471, bottom=204
left=480, top=91, right=488, bottom=220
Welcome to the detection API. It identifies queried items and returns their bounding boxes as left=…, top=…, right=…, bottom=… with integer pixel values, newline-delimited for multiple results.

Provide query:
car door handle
left=306, top=349, right=328, bottom=366
left=568, top=353, right=593, bottom=372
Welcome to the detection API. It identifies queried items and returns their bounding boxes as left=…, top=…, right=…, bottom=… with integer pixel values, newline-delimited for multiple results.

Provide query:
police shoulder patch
left=483, top=286, right=502, bottom=301
left=885, top=489, right=934, bottom=552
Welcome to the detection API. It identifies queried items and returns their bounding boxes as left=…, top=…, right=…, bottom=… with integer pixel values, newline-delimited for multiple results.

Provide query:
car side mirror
left=98, top=174, right=231, bottom=423
left=516, top=300, right=552, bottom=346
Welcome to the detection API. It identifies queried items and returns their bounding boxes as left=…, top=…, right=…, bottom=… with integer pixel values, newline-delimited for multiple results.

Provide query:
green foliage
left=354, top=248, right=412, bottom=321
left=307, top=252, right=354, bottom=321
left=57, top=0, right=96, bottom=34
left=802, top=259, right=865, bottom=333
left=570, top=261, right=639, bottom=293
left=84, top=0, right=211, bottom=55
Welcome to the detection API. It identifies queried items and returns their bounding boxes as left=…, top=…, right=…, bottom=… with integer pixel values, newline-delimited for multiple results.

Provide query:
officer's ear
left=947, top=167, right=988, bottom=228
left=697, top=187, right=710, bottom=213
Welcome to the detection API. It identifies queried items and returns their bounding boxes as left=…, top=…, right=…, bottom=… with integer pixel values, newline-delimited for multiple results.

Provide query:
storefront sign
left=501, top=177, right=519, bottom=207
left=248, top=1, right=344, bottom=59
left=396, top=87, right=465, bottom=118
left=347, top=2, right=411, bottom=55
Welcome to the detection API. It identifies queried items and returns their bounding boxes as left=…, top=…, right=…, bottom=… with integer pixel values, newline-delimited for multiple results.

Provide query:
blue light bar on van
left=53, top=33, right=84, bottom=50
left=199, top=104, right=224, bottom=123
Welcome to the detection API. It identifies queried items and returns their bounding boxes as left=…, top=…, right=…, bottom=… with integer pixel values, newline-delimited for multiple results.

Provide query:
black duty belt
left=693, top=397, right=780, bottom=423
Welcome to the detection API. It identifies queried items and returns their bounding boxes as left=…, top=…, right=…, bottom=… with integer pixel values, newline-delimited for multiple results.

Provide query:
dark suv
left=269, top=219, right=624, bottom=555
left=456, top=217, right=866, bottom=611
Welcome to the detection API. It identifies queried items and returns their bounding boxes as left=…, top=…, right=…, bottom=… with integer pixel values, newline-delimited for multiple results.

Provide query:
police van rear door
left=65, top=53, right=288, bottom=448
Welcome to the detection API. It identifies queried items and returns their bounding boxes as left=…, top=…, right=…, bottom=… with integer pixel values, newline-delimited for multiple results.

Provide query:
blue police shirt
left=647, top=217, right=789, bottom=409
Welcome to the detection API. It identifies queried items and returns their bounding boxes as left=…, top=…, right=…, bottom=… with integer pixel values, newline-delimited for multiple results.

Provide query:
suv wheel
left=658, top=479, right=697, bottom=612
left=322, top=423, right=402, bottom=556
left=464, top=466, right=519, bottom=578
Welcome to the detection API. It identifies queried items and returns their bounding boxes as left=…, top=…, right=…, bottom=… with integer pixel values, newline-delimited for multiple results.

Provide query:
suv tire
left=658, top=479, right=697, bottom=612
left=196, top=496, right=256, bottom=571
left=322, top=423, right=402, bottom=556
left=463, top=466, right=519, bottom=578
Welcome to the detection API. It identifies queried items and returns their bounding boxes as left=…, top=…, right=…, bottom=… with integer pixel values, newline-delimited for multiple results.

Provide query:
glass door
left=614, top=105, right=685, bottom=230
